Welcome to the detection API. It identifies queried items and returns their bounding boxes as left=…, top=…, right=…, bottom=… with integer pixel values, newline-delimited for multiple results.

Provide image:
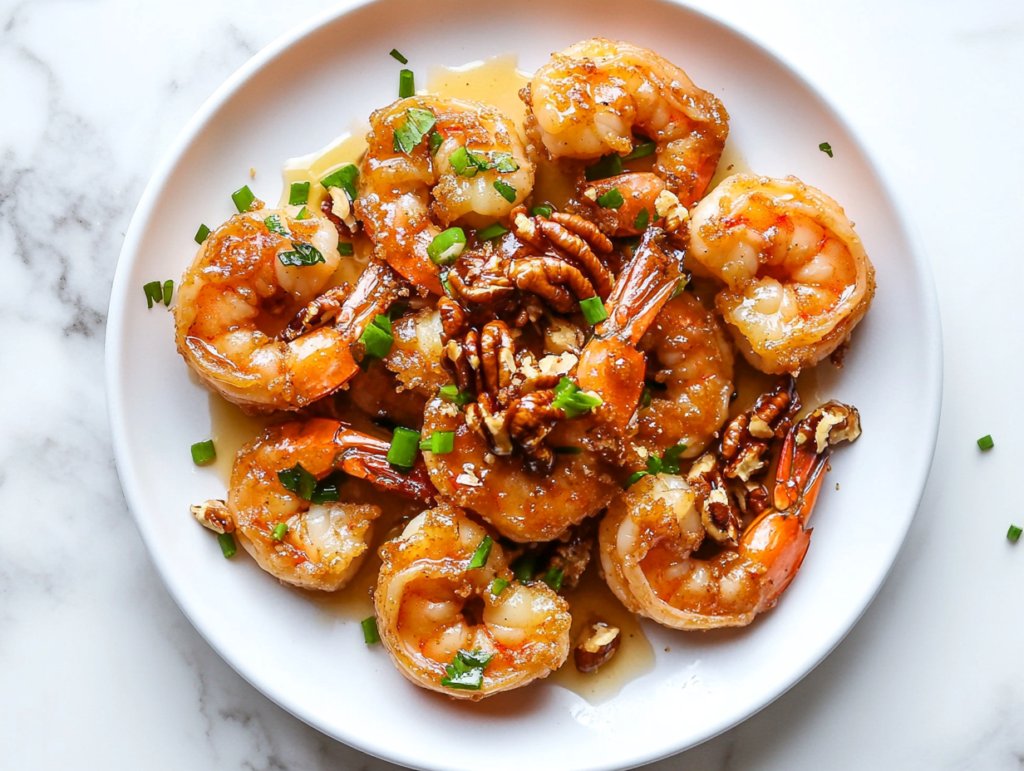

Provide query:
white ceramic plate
left=106, top=1, right=942, bottom=769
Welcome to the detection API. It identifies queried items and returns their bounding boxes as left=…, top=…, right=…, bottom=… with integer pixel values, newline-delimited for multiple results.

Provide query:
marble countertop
left=2, top=0, right=1023, bottom=768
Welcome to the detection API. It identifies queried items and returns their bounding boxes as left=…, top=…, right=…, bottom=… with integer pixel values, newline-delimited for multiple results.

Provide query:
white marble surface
left=1, top=0, right=1022, bottom=768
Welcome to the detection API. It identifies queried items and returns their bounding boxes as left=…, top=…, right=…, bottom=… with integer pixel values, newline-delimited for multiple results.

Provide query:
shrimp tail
left=331, top=425, right=436, bottom=501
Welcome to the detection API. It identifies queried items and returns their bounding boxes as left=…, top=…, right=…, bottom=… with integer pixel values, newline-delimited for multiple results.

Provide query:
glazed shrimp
left=634, top=292, right=735, bottom=459
left=524, top=38, right=729, bottom=233
left=357, top=96, right=535, bottom=295
left=374, top=504, right=571, bottom=700
left=688, top=174, right=876, bottom=374
left=191, top=419, right=434, bottom=591
left=599, top=401, right=861, bottom=629
left=174, top=207, right=399, bottom=414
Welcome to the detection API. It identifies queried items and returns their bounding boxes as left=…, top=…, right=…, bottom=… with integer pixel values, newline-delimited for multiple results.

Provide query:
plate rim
left=104, top=1, right=944, bottom=768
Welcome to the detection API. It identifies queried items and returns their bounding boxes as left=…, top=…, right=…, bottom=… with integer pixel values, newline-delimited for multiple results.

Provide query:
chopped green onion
left=671, top=275, right=689, bottom=299
left=440, top=271, right=452, bottom=297
left=427, top=227, right=467, bottom=265
left=597, top=187, right=624, bottom=209
left=439, top=384, right=474, bottom=406
left=373, top=313, right=392, bottom=334
left=143, top=281, right=162, bottom=308
left=511, top=554, right=537, bottom=583
left=191, top=440, right=216, bottom=465
left=641, top=387, right=653, bottom=409
left=218, top=532, right=237, bottom=558
left=337, top=241, right=354, bottom=256
left=978, top=434, right=994, bottom=451
left=295, top=206, right=311, bottom=220
left=553, top=446, right=583, bottom=455
left=450, top=147, right=519, bottom=177
left=468, top=535, right=493, bottom=569
left=624, top=469, right=649, bottom=489
left=389, top=48, right=408, bottom=64
left=311, top=470, right=346, bottom=504
left=162, top=280, right=173, bottom=306
left=264, top=214, right=288, bottom=235
left=551, top=378, right=603, bottom=419
left=398, top=68, right=415, bottom=98
left=393, top=108, right=436, bottom=154
left=553, top=377, right=576, bottom=396
left=580, top=296, right=608, bottom=325
left=490, top=577, right=510, bottom=596
left=441, top=649, right=494, bottom=691
left=541, top=566, right=564, bottom=592
left=491, top=152, right=520, bottom=173
left=1007, top=525, right=1022, bottom=542
left=361, top=616, right=380, bottom=644
left=531, top=205, right=553, bottom=218
left=624, top=139, right=657, bottom=161
left=476, top=222, right=508, bottom=241
left=429, top=131, right=443, bottom=154
left=194, top=224, right=211, bottom=244
left=231, top=185, right=255, bottom=213
left=289, top=181, right=310, bottom=206
left=661, top=444, right=688, bottom=474
left=359, top=315, right=394, bottom=360
left=449, top=146, right=479, bottom=177
left=819, top=142, right=833, bottom=158
left=278, top=463, right=317, bottom=501
left=278, top=242, right=325, bottom=267
left=320, top=164, right=359, bottom=200
left=493, top=179, right=517, bottom=203
left=634, top=207, right=650, bottom=231
left=387, top=426, right=421, bottom=468
left=585, top=154, right=623, bottom=181
left=271, top=522, right=288, bottom=541
left=419, top=431, right=455, bottom=454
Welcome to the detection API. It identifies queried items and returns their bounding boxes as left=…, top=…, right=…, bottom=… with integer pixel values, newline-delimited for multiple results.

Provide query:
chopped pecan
left=506, top=391, right=562, bottom=475
left=278, top=285, right=350, bottom=343
left=687, top=452, right=742, bottom=544
left=191, top=499, right=234, bottom=534
left=720, top=376, right=800, bottom=481
left=574, top=623, right=621, bottom=673
left=507, top=256, right=595, bottom=314
left=795, top=401, right=862, bottom=454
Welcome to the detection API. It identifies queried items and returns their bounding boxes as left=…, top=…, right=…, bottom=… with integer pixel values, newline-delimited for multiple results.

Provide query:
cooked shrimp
left=174, top=207, right=399, bottom=414
left=524, top=38, right=729, bottom=233
left=634, top=292, right=735, bottom=459
left=599, top=401, right=861, bottom=628
left=374, top=504, right=571, bottom=700
left=688, top=174, right=876, bottom=374
left=357, top=96, right=535, bottom=295
left=383, top=307, right=448, bottom=397
left=191, top=419, right=435, bottom=591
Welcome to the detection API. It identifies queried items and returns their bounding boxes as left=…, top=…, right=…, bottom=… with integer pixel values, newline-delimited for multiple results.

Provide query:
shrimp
left=174, top=207, right=400, bottom=414
left=374, top=504, right=571, bottom=700
left=599, top=401, right=861, bottom=629
left=634, top=292, right=735, bottom=459
left=687, top=174, right=876, bottom=375
left=191, top=419, right=435, bottom=591
left=523, top=38, right=729, bottom=234
left=357, top=96, right=535, bottom=295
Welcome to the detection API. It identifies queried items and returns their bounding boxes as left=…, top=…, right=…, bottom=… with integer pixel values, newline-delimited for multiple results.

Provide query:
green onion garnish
left=449, top=146, right=479, bottom=177
left=361, top=616, right=380, bottom=644
left=264, top=214, right=288, bottom=236
left=440, top=271, right=452, bottom=297
left=310, top=470, right=346, bottom=504
left=585, top=153, right=623, bottom=181
left=320, top=164, right=359, bottom=200
left=624, top=469, right=649, bottom=489
left=289, top=181, right=310, bottom=206
left=493, top=179, right=517, bottom=203
left=624, top=139, right=657, bottom=161
left=541, top=566, right=564, bottom=592
left=490, top=577, right=510, bottom=596
left=429, top=131, right=443, bottom=155
left=641, top=387, right=653, bottom=409
left=398, top=68, right=415, bottom=98
left=191, top=440, right=216, bottom=465
left=978, top=435, right=994, bottom=451
left=468, top=535, right=493, bottom=569
left=671, top=275, right=689, bottom=299
left=511, top=554, right=537, bottom=583
left=295, top=206, right=311, bottom=220
left=661, top=443, right=688, bottom=474
left=623, top=444, right=686, bottom=488
left=389, top=48, right=408, bottom=64
left=530, top=205, right=553, bottom=218
left=231, top=185, right=255, bottom=213
left=393, top=108, right=436, bottom=154
left=387, top=427, right=421, bottom=468
left=441, top=649, right=494, bottom=691
left=271, top=522, right=288, bottom=541
left=634, top=207, right=650, bottom=231
left=278, top=242, right=325, bottom=267
left=338, top=241, right=354, bottom=256
left=819, top=142, right=833, bottom=158
left=439, top=384, right=474, bottom=406
left=551, top=377, right=603, bottom=418
left=419, top=431, right=455, bottom=454
left=162, top=280, right=173, bottom=306
left=597, top=188, right=625, bottom=209
left=449, top=147, right=519, bottom=177
left=427, top=227, right=467, bottom=265
left=359, top=314, right=394, bottom=360
left=580, top=296, right=608, bottom=325
left=143, top=281, right=162, bottom=309
left=1007, top=525, right=1022, bottom=542
left=476, top=222, right=508, bottom=241
left=278, top=463, right=317, bottom=501
left=194, top=224, right=211, bottom=244
left=218, top=532, right=237, bottom=558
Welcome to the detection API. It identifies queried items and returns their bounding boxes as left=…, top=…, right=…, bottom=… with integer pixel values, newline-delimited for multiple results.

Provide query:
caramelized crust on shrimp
left=688, top=174, right=876, bottom=374
left=374, top=505, right=571, bottom=700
